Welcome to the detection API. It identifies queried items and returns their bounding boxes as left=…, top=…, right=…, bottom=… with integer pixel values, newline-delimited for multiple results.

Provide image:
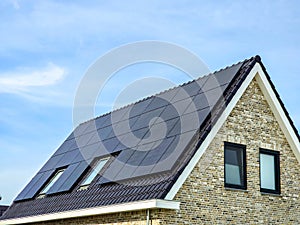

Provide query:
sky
left=0, top=0, right=300, bottom=205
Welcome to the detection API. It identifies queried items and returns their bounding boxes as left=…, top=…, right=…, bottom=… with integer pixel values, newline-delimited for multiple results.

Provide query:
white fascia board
left=0, top=199, right=180, bottom=225
left=165, top=62, right=300, bottom=200
left=255, top=65, right=300, bottom=163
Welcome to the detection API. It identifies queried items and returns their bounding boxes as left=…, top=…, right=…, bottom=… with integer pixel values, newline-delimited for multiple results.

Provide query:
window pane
left=225, top=148, right=243, bottom=186
left=40, top=169, right=65, bottom=194
left=225, top=164, right=241, bottom=185
left=81, top=158, right=108, bottom=186
left=260, top=153, right=275, bottom=190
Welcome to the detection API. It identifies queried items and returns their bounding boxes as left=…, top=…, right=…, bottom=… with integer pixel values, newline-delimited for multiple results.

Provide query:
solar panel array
left=14, top=61, right=243, bottom=201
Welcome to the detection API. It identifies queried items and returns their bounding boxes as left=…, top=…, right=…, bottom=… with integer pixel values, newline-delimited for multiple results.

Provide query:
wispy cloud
left=0, top=63, right=65, bottom=94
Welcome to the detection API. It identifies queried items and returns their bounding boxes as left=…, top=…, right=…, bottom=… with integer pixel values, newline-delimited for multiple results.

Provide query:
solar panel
left=71, top=150, right=85, bottom=163
left=131, top=107, right=165, bottom=130
left=136, top=136, right=175, bottom=167
left=73, top=121, right=91, bottom=137
left=197, top=106, right=211, bottom=125
left=55, top=150, right=80, bottom=168
left=97, top=149, right=135, bottom=184
left=56, top=161, right=89, bottom=193
left=12, top=57, right=248, bottom=204
left=202, top=62, right=242, bottom=92
left=46, top=162, right=83, bottom=194
left=75, top=144, right=98, bottom=161
left=97, top=126, right=114, bottom=141
left=53, top=139, right=75, bottom=156
left=14, top=173, right=44, bottom=201
left=95, top=114, right=111, bottom=129
left=159, top=100, right=187, bottom=120
left=66, top=132, right=74, bottom=141
left=132, top=127, right=150, bottom=140
left=128, top=98, right=153, bottom=118
left=15, top=170, right=55, bottom=201
left=187, top=92, right=210, bottom=113
left=144, top=97, right=169, bottom=112
left=74, top=131, right=96, bottom=148
left=156, top=86, right=180, bottom=102
left=182, top=79, right=203, bottom=97
left=151, top=130, right=195, bottom=173
left=215, top=62, right=242, bottom=86
left=96, top=137, right=119, bottom=154
left=110, top=106, right=130, bottom=124
left=39, top=154, right=64, bottom=172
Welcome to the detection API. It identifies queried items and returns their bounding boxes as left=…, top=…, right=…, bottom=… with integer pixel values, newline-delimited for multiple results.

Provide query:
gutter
left=0, top=199, right=180, bottom=225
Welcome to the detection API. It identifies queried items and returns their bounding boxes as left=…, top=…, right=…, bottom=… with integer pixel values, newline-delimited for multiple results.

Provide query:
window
left=224, top=142, right=247, bottom=189
left=38, top=169, right=65, bottom=197
left=260, top=149, right=280, bottom=194
left=81, top=157, right=109, bottom=186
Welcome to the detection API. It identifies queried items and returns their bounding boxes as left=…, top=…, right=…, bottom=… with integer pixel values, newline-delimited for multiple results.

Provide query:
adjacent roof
left=0, top=206, right=8, bottom=217
left=1, top=55, right=299, bottom=222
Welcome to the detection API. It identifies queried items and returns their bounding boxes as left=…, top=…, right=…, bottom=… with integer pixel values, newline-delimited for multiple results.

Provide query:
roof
left=1, top=55, right=299, bottom=222
left=0, top=206, right=8, bottom=217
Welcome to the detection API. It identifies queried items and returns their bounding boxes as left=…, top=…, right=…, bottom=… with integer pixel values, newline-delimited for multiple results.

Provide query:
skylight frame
left=80, top=157, right=109, bottom=187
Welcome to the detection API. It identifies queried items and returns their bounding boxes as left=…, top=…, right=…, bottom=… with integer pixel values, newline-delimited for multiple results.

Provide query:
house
left=0, top=55, right=299, bottom=224
left=0, top=206, right=8, bottom=217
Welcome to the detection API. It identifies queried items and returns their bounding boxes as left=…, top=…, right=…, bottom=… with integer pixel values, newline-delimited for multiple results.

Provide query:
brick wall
left=157, top=78, right=300, bottom=224
left=30, top=78, right=300, bottom=224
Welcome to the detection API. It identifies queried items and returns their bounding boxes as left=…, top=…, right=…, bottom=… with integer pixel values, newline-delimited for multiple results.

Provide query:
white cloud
left=0, top=63, right=65, bottom=94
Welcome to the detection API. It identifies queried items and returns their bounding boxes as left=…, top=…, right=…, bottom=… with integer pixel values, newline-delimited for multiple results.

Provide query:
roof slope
left=2, top=55, right=298, bottom=220
left=0, top=206, right=8, bottom=217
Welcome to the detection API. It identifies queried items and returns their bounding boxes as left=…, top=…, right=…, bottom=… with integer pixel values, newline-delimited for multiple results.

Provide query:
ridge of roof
left=255, top=57, right=300, bottom=142
left=79, top=55, right=260, bottom=127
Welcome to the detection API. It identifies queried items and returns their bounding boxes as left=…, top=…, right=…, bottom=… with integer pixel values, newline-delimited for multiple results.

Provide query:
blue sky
left=0, top=0, right=299, bottom=205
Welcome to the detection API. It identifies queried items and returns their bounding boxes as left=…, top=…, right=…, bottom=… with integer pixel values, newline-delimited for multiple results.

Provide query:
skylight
left=81, top=158, right=109, bottom=186
left=38, top=169, right=65, bottom=196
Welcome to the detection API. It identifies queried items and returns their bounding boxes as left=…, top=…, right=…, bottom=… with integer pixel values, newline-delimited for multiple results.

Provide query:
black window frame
left=259, top=148, right=280, bottom=194
left=224, top=142, right=247, bottom=190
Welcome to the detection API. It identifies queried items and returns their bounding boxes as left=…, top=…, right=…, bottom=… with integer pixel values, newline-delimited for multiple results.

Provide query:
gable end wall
left=156, top=77, right=300, bottom=224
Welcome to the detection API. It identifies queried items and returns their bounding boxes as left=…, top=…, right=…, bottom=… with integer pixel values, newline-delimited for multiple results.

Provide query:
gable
left=165, top=61, right=300, bottom=200
left=161, top=77, right=300, bottom=224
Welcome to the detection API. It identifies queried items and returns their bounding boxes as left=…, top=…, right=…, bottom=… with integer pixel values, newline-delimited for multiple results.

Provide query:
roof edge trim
left=0, top=199, right=180, bottom=224
left=165, top=61, right=300, bottom=200
left=255, top=65, right=300, bottom=163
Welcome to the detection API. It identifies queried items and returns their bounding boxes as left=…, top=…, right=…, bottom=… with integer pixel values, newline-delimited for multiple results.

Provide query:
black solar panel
left=56, top=161, right=89, bottom=193
left=182, top=76, right=207, bottom=97
left=156, top=86, right=180, bottom=102
left=131, top=106, right=165, bottom=130
left=55, top=150, right=80, bottom=168
left=53, top=139, right=75, bottom=156
left=95, top=114, right=111, bottom=129
left=15, top=170, right=55, bottom=201
left=47, top=163, right=81, bottom=194
left=97, top=126, right=114, bottom=141
left=151, top=130, right=195, bottom=173
left=128, top=98, right=153, bottom=118
left=202, top=62, right=242, bottom=92
left=14, top=173, right=44, bottom=201
left=97, top=149, right=135, bottom=184
left=14, top=59, right=245, bottom=201
left=39, top=154, right=64, bottom=172
left=110, top=106, right=130, bottom=123
left=144, top=97, right=169, bottom=112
